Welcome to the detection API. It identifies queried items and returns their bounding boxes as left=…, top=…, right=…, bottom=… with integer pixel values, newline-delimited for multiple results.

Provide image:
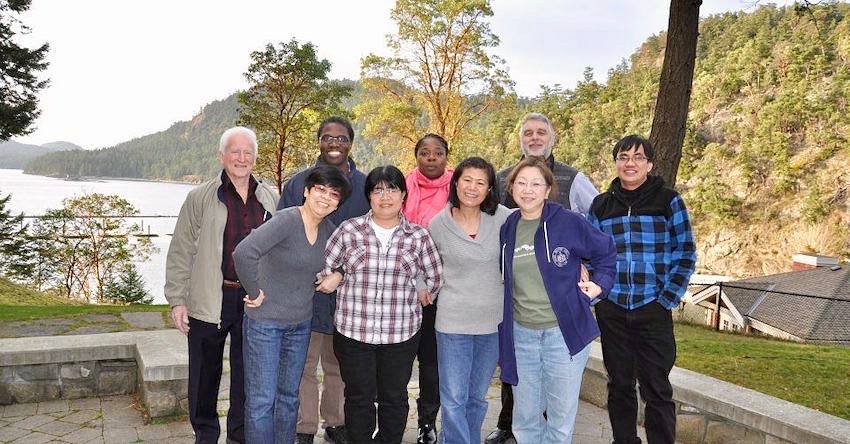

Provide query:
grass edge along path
left=674, top=322, right=850, bottom=420
left=0, top=275, right=168, bottom=321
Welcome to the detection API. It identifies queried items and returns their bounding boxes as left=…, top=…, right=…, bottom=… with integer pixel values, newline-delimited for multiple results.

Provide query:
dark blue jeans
left=243, top=316, right=312, bottom=444
left=596, top=300, right=677, bottom=444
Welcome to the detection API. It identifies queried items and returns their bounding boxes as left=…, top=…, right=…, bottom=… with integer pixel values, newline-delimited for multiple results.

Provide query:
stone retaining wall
left=580, top=342, right=850, bottom=444
left=0, top=359, right=136, bottom=404
left=0, top=330, right=188, bottom=419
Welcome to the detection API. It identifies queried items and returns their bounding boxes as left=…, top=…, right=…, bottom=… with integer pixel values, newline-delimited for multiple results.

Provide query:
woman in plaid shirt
left=316, top=165, right=443, bottom=444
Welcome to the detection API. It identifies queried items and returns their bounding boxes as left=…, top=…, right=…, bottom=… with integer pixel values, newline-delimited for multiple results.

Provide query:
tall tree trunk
left=649, top=0, right=702, bottom=188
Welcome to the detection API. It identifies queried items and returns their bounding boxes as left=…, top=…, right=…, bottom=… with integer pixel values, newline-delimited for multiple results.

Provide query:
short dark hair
left=304, top=165, right=352, bottom=204
left=364, top=165, right=407, bottom=204
left=612, top=134, right=654, bottom=161
left=449, top=157, right=499, bottom=215
left=506, top=156, right=558, bottom=201
left=414, top=133, right=449, bottom=156
left=317, top=116, right=355, bottom=142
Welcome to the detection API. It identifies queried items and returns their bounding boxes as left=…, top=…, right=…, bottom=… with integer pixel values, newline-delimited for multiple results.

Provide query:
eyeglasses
left=370, top=187, right=402, bottom=197
left=312, top=185, right=341, bottom=201
left=513, top=180, right=547, bottom=191
left=615, top=155, right=649, bottom=164
left=319, top=135, right=351, bottom=145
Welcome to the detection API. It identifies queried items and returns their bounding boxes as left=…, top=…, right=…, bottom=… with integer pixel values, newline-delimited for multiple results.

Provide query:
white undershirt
left=370, top=220, right=399, bottom=253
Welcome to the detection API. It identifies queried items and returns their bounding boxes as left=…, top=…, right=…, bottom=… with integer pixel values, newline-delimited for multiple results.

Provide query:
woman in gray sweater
left=233, top=166, right=350, bottom=444
left=428, top=157, right=512, bottom=444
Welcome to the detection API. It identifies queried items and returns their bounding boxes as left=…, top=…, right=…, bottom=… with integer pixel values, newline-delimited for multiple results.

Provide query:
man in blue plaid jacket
left=588, top=135, right=696, bottom=444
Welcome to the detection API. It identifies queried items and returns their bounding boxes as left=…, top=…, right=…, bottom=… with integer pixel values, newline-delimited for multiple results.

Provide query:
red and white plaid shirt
left=320, top=212, right=443, bottom=344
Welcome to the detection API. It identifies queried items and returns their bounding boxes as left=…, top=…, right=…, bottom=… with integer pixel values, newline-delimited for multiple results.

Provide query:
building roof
left=721, top=266, right=850, bottom=343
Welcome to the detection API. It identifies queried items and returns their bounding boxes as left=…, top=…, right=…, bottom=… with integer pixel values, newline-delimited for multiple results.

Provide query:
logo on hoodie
left=552, top=246, right=570, bottom=268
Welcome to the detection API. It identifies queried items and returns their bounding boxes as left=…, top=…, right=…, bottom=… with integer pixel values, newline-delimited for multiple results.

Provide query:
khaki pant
left=297, top=331, right=345, bottom=433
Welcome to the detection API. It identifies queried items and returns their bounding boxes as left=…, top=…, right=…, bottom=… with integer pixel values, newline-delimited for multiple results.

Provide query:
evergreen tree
left=0, top=191, right=34, bottom=281
left=104, top=264, right=152, bottom=305
left=0, top=0, right=49, bottom=139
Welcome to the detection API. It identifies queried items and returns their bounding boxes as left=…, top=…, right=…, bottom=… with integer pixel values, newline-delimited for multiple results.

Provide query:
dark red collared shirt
left=219, top=170, right=268, bottom=281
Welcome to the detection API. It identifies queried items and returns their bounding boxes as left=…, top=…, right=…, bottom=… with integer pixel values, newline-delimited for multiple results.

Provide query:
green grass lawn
left=675, top=322, right=850, bottom=420
left=0, top=303, right=169, bottom=322
left=0, top=275, right=168, bottom=321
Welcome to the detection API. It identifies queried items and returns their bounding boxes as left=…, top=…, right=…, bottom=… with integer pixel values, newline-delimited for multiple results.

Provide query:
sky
left=14, top=0, right=790, bottom=150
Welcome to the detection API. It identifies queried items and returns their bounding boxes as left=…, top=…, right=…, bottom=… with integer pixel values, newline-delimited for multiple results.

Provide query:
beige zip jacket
left=164, top=173, right=279, bottom=325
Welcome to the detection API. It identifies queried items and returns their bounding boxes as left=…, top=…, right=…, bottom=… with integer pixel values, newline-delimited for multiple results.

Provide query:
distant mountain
left=0, top=140, right=80, bottom=169
left=25, top=94, right=241, bottom=182
left=40, top=141, right=83, bottom=151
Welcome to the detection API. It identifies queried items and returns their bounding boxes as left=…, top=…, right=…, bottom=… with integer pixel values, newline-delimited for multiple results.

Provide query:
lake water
left=0, top=168, right=197, bottom=304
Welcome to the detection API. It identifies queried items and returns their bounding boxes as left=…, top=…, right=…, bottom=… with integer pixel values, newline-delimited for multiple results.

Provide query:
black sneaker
left=416, top=424, right=437, bottom=444
left=484, top=428, right=515, bottom=444
left=324, top=425, right=350, bottom=444
left=296, top=433, right=315, bottom=444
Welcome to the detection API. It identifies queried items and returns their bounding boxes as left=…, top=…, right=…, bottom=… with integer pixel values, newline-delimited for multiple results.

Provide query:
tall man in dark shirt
left=165, top=127, right=279, bottom=443
left=487, top=113, right=599, bottom=444
left=278, top=117, right=369, bottom=444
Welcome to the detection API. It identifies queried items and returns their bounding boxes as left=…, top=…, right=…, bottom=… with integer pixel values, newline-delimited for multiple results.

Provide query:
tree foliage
left=0, top=0, right=49, bottom=139
left=104, top=263, right=151, bottom=305
left=0, top=190, right=34, bottom=280
left=29, top=194, right=155, bottom=302
left=238, top=39, right=352, bottom=190
left=357, top=0, right=514, bottom=170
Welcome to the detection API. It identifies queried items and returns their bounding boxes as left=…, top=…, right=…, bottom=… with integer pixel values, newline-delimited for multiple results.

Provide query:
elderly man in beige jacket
left=165, top=126, right=278, bottom=444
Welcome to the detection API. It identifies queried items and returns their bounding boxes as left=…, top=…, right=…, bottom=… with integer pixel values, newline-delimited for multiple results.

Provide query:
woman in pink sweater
left=402, top=133, right=452, bottom=444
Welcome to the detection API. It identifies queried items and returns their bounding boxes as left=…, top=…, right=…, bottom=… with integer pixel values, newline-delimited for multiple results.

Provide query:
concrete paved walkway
left=0, top=369, right=644, bottom=443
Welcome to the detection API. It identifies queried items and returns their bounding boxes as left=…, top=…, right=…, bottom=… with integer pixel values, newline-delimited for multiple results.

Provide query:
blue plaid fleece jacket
left=588, top=175, right=696, bottom=310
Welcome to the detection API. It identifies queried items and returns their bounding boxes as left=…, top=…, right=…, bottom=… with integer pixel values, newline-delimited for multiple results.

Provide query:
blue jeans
left=436, top=331, right=499, bottom=444
left=243, top=316, right=312, bottom=444
left=512, top=322, right=590, bottom=444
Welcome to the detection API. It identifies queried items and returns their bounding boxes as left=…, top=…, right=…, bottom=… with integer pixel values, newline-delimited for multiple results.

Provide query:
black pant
left=187, top=316, right=245, bottom=443
left=496, top=382, right=513, bottom=431
left=334, top=330, right=421, bottom=444
left=596, top=300, right=677, bottom=444
left=416, top=303, right=440, bottom=427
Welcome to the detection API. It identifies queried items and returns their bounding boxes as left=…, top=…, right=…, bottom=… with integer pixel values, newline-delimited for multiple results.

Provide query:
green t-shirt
left=512, top=217, right=557, bottom=329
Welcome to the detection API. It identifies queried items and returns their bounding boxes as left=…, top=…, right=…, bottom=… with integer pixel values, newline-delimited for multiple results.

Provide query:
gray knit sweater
left=233, top=206, right=335, bottom=324
left=429, top=204, right=513, bottom=334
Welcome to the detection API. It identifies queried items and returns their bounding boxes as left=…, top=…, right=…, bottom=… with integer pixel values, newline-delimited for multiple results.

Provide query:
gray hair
left=219, top=126, right=258, bottom=156
left=519, top=112, right=556, bottom=157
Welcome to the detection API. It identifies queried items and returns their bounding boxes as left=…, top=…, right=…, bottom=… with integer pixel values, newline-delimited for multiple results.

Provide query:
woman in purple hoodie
left=498, top=156, right=616, bottom=444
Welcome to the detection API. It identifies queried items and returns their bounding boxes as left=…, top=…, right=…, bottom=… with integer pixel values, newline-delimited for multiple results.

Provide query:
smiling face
left=615, top=144, right=653, bottom=191
left=219, top=133, right=256, bottom=181
left=303, top=184, right=341, bottom=220
left=511, top=165, right=551, bottom=218
left=369, top=181, right=405, bottom=222
left=318, top=122, right=352, bottom=168
left=455, top=167, right=489, bottom=209
left=520, top=119, right=554, bottom=158
left=416, top=137, right=448, bottom=179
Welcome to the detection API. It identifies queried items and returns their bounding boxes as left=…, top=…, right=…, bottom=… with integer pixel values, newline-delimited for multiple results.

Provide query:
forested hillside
left=24, top=95, right=240, bottom=181
left=540, top=4, right=850, bottom=276
left=0, top=140, right=79, bottom=168
left=19, top=4, right=850, bottom=275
